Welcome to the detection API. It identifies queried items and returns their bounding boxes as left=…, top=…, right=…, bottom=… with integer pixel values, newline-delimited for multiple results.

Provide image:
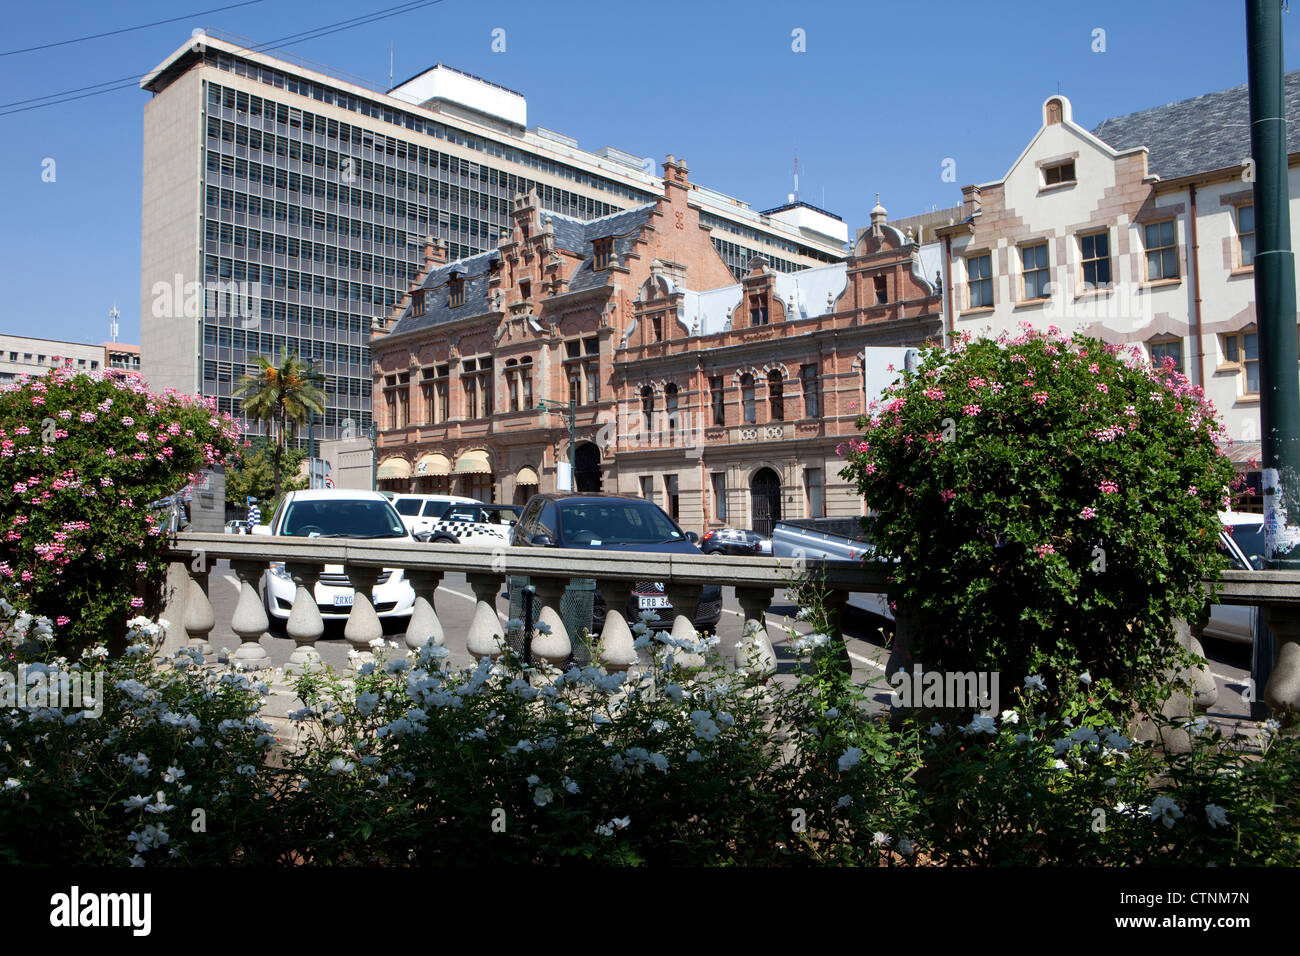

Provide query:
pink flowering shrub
left=840, top=330, right=1236, bottom=698
left=0, top=369, right=240, bottom=651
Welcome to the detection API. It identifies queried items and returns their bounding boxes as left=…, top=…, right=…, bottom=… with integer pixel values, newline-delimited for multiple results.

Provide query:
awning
left=415, top=452, right=451, bottom=476
left=1224, top=441, right=1262, bottom=465
left=516, top=466, right=539, bottom=486
left=454, top=450, right=492, bottom=475
left=376, top=457, right=411, bottom=480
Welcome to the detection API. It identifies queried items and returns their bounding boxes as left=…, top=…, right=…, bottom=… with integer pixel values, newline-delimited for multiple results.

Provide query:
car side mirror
left=1250, top=555, right=1266, bottom=570
left=529, top=533, right=555, bottom=547
left=685, top=531, right=699, bottom=544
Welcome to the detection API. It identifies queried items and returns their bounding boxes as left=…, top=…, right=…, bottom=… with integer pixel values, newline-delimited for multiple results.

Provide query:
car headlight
left=268, top=562, right=293, bottom=582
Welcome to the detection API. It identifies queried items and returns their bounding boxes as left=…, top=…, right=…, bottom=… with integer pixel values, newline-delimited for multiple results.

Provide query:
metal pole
left=1247, top=0, right=1300, bottom=570
left=307, top=359, right=317, bottom=465
left=369, top=420, right=378, bottom=492
left=568, top=397, right=576, bottom=477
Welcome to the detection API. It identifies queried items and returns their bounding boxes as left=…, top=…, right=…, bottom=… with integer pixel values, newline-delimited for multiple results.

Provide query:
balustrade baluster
left=663, top=583, right=705, bottom=668
left=183, top=565, right=215, bottom=657
left=285, top=562, right=325, bottom=673
left=465, top=572, right=506, bottom=660
left=733, top=585, right=777, bottom=679
left=596, top=578, right=636, bottom=671
left=343, top=564, right=384, bottom=665
left=529, top=577, right=572, bottom=665
left=405, top=569, right=445, bottom=653
left=229, top=560, right=270, bottom=669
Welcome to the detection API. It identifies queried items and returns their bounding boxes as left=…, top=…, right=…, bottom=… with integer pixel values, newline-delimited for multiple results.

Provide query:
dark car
left=700, top=527, right=772, bottom=556
left=510, top=493, right=723, bottom=644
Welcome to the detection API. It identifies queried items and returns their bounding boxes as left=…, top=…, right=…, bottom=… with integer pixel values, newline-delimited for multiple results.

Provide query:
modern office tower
left=139, top=31, right=848, bottom=443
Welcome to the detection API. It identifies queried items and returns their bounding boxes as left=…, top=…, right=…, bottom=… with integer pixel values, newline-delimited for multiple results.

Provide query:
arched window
left=665, top=383, right=679, bottom=435
left=641, top=385, right=655, bottom=434
left=768, top=370, right=784, bottom=421
left=741, top=373, right=756, bottom=425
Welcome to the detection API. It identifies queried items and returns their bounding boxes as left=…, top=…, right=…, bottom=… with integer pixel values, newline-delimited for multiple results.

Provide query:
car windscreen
left=1225, top=523, right=1266, bottom=568
left=421, top=500, right=456, bottom=518
left=556, top=501, right=684, bottom=545
left=282, top=500, right=408, bottom=538
left=394, top=499, right=423, bottom=516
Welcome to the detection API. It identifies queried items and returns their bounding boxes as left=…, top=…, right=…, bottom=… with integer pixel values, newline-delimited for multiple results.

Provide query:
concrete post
left=229, top=560, right=270, bottom=669
left=405, top=569, right=445, bottom=652
left=183, top=566, right=215, bottom=657
left=465, top=572, right=506, bottom=660
left=342, top=564, right=383, bottom=664
left=664, top=583, right=704, bottom=668
left=1263, top=605, right=1300, bottom=711
left=596, top=579, right=637, bottom=671
left=733, top=585, right=777, bottom=679
left=530, top=577, right=572, bottom=665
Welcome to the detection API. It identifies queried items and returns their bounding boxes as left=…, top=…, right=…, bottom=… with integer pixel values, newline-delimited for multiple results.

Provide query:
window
left=563, top=336, right=599, bottom=405
left=873, top=275, right=887, bottom=305
left=641, top=386, right=655, bottom=434
left=519, top=279, right=531, bottom=301
left=593, top=238, right=612, bottom=271
left=520, top=357, right=533, bottom=409
left=750, top=294, right=769, bottom=327
left=1080, top=231, right=1111, bottom=289
left=411, top=289, right=425, bottom=317
left=665, top=383, right=679, bottom=436
left=710, top=376, right=725, bottom=425
left=434, top=364, right=450, bottom=422
left=1150, top=338, right=1184, bottom=375
left=1224, top=331, right=1260, bottom=395
left=665, top=474, right=680, bottom=521
left=801, top=364, right=821, bottom=418
left=1237, top=204, right=1256, bottom=267
left=505, top=359, right=520, bottom=412
left=461, top=357, right=493, bottom=418
left=741, top=373, right=756, bottom=424
left=449, top=276, right=465, bottom=308
left=768, top=370, right=784, bottom=421
left=805, top=468, right=825, bottom=518
left=1043, top=160, right=1075, bottom=186
left=1144, top=220, right=1178, bottom=281
left=639, top=475, right=653, bottom=501
left=967, top=253, right=993, bottom=308
left=1021, top=243, right=1050, bottom=299
left=712, top=471, right=727, bottom=522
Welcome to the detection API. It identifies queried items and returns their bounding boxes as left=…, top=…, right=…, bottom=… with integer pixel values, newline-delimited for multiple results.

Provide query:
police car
left=415, top=502, right=522, bottom=545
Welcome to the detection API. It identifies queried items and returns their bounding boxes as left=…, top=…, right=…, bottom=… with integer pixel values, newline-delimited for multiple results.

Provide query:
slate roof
left=387, top=249, right=498, bottom=337
left=1090, top=71, right=1300, bottom=181
left=386, top=202, right=657, bottom=336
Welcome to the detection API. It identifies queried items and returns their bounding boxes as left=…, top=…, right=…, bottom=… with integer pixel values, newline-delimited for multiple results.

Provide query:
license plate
left=638, top=596, right=670, bottom=609
left=333, top=594, right=354, bottom=607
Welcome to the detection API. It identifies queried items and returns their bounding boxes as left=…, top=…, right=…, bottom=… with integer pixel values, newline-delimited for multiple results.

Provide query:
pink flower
left=56, top=616, right=69, bottom=626
left=1079, top=507, right=1097, bottom=520
left=923, top=388, right=946, bottom=401
left=940, top=489, right=956, bottom=503
left=1088, top=363, right=1100, bottom=374
left=1032, top=392, right=1048, bottom=406
left=105, top=448, right=116, bottom=457
left=962, top=404, right=981, bottom=416
left=968, top=377, right=987, bottom=389
left=1099, top=481, right=1118, bottom=494
left=1187, top=485, right=1198, bottom=497
left=1096, top=383, right=1108, bottom=394
left=130, top=597, right=144, bottom=608
left=136, top=562, right=147, bottom=572
left=1035, top=543, right=1056, bottom=558
left=120, top=416, right=134, bottom=426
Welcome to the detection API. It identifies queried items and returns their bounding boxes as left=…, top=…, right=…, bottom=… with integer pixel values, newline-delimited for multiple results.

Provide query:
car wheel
left=430, top=535, right=459, bottom=544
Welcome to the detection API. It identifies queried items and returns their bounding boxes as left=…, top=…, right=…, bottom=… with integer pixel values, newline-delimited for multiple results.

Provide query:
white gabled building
left=933, top=78, right=1300, bottom=503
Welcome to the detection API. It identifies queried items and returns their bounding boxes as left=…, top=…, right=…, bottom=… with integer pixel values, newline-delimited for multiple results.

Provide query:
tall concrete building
left=138, top=31, right=847, bottom=443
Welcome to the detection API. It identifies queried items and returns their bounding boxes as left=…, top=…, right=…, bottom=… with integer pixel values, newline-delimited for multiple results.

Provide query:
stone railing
left=157, top=532, right=1300, bottom=711
left=159, top=532, right=885, bottom=678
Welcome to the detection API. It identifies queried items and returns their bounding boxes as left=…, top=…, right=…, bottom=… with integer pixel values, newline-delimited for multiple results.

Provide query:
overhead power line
left=0, top=1, right=266, bottom=57
left=0, top=0, right=446, bottom=118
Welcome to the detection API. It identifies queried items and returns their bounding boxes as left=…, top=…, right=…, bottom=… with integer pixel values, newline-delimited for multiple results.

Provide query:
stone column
left=596, top=578, right=637, bottom=672
left=405, top=569, right=445, bottom=653
left=465, top=572, right=506, bottom=661
left=284, top=562, right=325, bottom=674
left=822, top=588, right=854, bottom=678
left=229, top=560, right=270, bottom=669
left=1263, top=605, right=1300, bottom=711
left=343, top=564, right=383, bottom=664
left=530, top=577, right=572, bottom=666
left=183, top=565, right=215, bottom=657
left=733, top=585, right=777, bottom=679
left=664, top=583, right=704, bottom=668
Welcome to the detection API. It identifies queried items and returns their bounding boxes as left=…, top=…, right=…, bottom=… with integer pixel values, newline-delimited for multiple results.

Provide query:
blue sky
left=0, top=0, right=1295, bottom=347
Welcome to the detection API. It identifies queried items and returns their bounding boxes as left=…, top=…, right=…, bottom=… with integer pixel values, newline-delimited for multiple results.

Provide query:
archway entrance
left=750, top=467, right=781, bottom=536
left=574, top=441, right=602, bottom=493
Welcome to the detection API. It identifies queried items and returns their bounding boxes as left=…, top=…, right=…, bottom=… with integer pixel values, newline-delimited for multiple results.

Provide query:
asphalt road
left=202, top=559, right=1256, bottom=725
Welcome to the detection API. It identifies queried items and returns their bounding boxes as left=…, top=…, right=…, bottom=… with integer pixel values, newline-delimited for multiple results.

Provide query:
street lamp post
left=537, top=398, right=577, bottom=489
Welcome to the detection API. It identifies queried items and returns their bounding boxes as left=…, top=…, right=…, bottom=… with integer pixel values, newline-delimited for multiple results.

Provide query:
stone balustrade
left=158, top=531, right=1300, bottom=712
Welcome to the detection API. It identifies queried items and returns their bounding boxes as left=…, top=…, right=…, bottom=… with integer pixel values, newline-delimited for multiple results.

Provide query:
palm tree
left=234, top=350, right=325, bottom=500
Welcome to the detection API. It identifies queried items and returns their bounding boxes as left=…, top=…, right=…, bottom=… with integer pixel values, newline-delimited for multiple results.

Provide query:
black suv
left=511, top=492, right=723, bottom=636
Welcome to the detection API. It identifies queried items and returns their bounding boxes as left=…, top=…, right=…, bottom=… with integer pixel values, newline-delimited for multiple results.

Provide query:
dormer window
left=519, top=278, right=532, bottom=301
left=1043, top=160, right=1076, bottom=187
left=449, top=276, right=465, bottom=308
left=411, top=289, right=426, bottom=317
left=750, top=294, right=769, bottom=327
left=594, top=238, right=613, bottom=271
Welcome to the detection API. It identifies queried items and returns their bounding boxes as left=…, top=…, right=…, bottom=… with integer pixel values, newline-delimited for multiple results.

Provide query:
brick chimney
left=424, top=236, right=447, bottom=270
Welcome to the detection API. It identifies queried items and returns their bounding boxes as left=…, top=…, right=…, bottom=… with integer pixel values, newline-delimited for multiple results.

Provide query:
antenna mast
left=109, top=305, right=120, bottom=343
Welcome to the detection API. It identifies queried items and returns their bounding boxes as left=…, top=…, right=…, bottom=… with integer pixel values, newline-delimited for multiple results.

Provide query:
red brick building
left=371, top=161, right=943, bottom=534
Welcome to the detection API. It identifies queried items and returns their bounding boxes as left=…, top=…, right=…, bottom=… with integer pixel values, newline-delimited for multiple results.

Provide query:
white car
left=389, top=493, right=482, bottom=536
left=260, top=489, right=417, bottom=626
left=1203, top=511, right=1266, bottom=644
